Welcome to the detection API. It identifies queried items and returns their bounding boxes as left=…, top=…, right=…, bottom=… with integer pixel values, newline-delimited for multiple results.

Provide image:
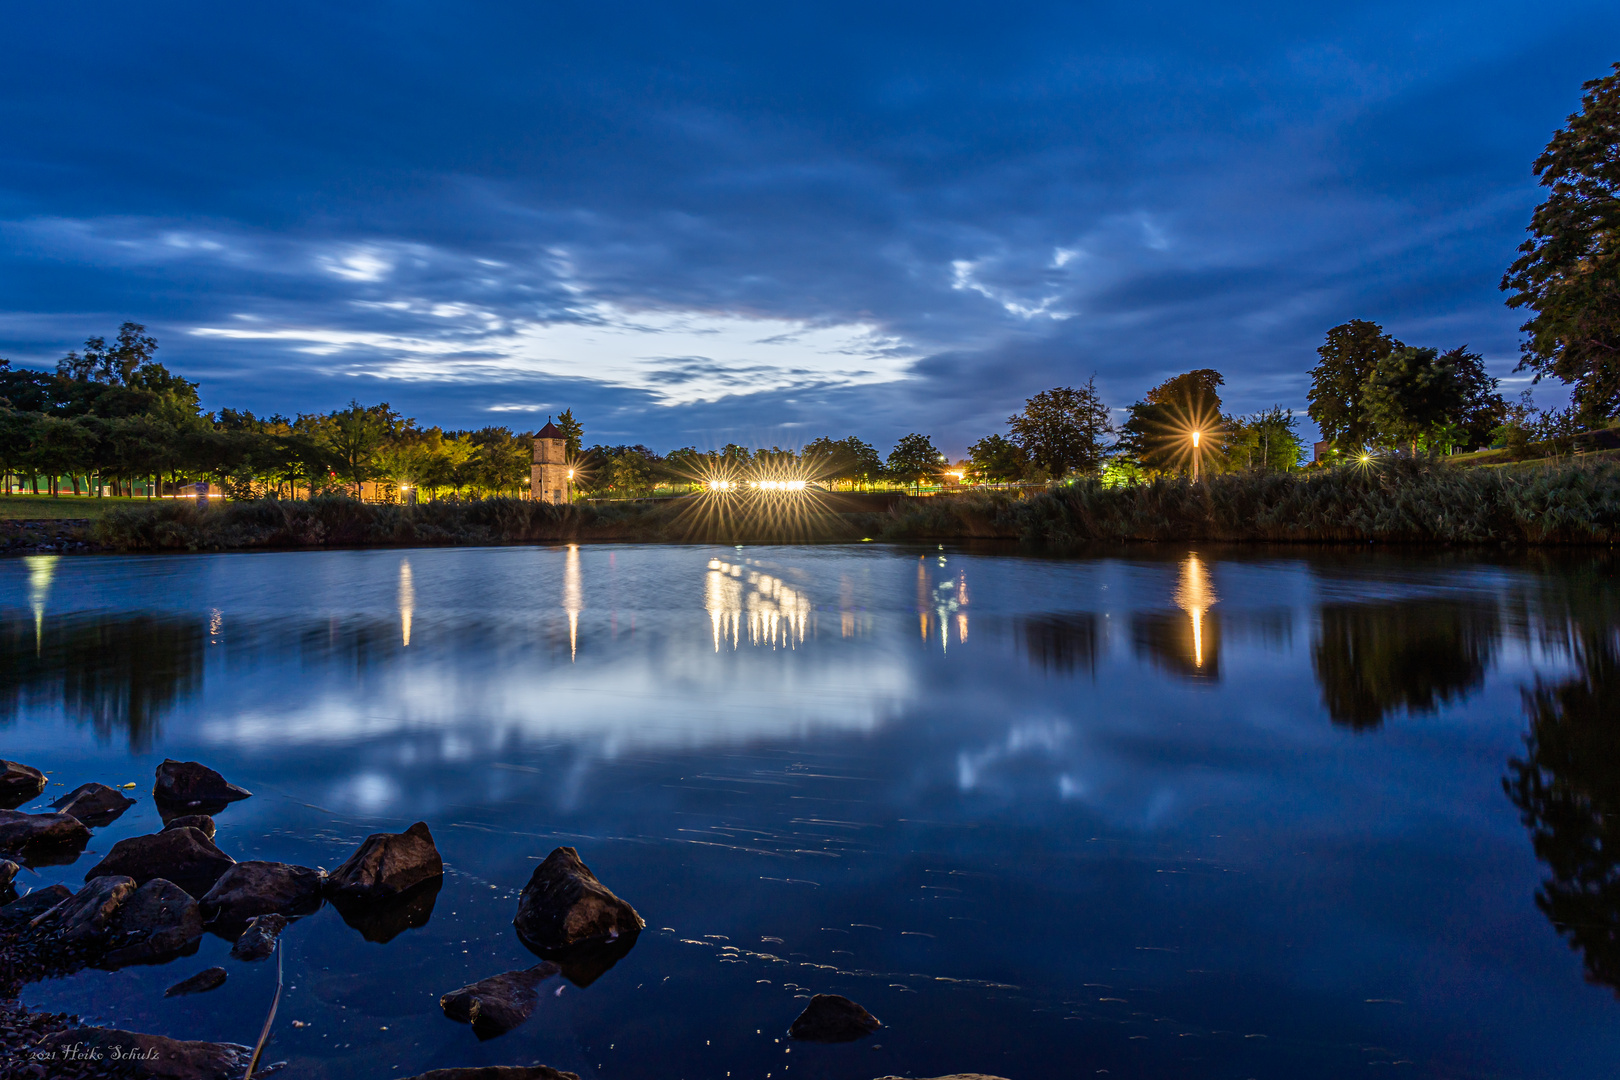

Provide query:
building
left=531, top=420, right=571, bottom=504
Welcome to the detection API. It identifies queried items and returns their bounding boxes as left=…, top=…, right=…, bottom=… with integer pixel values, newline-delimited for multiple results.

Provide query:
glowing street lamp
left=1190, top=429, right=1203, bottom=481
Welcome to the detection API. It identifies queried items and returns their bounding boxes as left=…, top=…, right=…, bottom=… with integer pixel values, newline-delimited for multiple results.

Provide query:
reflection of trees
left=1019, top=613, right=1098, bottom=675
left=0, top=613, right=205, bottom=750
left=1312, top=601, right=1499, bottom=730
left=1131, top=611, right=1221, bottom=680
left=1505, top=563, right=1620, bottom=995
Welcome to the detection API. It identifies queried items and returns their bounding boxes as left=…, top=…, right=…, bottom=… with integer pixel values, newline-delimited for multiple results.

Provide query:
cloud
left=0, top=0, right=1614, bottom=448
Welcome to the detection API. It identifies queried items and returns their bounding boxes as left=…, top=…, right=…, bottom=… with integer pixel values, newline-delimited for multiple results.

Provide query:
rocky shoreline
left=1, top=755, right=1006, bottom=1080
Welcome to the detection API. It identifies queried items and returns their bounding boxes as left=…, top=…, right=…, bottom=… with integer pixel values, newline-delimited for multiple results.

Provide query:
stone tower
left=531, top=419, right=570, bottom=504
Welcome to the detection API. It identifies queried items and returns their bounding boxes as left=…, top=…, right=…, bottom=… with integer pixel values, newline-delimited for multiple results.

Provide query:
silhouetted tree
left=1006, top=380, right=1112, bottom=477
left=1502, top=62, right=1620, bottom=423
left=1308, top=320, right=1403, bottom=452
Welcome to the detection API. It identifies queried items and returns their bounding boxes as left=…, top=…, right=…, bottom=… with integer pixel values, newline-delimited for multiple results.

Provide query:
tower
left=531, top=419, right=570, bottom=504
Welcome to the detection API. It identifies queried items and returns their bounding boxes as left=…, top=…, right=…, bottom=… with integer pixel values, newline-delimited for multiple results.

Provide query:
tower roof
left=536, top=420, right=564, bottom=439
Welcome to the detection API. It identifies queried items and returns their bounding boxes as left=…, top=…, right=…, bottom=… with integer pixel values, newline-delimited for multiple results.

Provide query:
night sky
left=2, top=2, right=1615, bottom=453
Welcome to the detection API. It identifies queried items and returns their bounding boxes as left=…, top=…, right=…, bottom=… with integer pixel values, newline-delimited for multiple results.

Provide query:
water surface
left=2, top=543, right=1616, bottom=1079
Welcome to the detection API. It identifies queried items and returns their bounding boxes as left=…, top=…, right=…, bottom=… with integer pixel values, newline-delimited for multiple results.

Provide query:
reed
left=89, top=458, right=1620, bottom=551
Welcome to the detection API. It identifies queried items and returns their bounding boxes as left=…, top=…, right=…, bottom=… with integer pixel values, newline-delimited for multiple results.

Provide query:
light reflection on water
left=0, top=544, right=1616, bottom=1079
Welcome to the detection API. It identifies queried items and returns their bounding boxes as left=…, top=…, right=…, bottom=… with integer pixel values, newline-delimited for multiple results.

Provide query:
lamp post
left=1191, top=429, right=1202, bottom=481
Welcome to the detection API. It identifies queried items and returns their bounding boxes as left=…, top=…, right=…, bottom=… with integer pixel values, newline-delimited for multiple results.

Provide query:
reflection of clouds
left=196, top=634, right=910, bottom=753
left=330, top=772, right=401, bottom=814
left=957, top=720, right=1070, bottom=791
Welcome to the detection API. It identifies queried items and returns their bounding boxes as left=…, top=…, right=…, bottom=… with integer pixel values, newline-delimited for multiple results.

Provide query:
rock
left=34, top=1026, right=253, bottom=1080
left=0, top=884, right=73, bottom=929
left=229, top=912, right=288, bottom=961
left=0, top=859, right=17, bottom=887
left=0, top=810, right=91, bottom=864
left=326, top=821, right=443, bottom=898
left=331, top=875, right=441, bottom=943
left=0, top=760, right=46, bottom=809
left=153, top=759, right=252, bottom=809
left=51, top=782, right=136, bottom=827
left=162, top=814, right=216, bottom=840
left=103, top=879, right=204, bottom=968
left=165, top=967, right=228, bottom=997
left=440, top=963, right=560, bottom=1040
left=84, top=827, right=235, bottom=899
left=48, top=875, right=137, bottom=945
left=872, top=1076, right=1011, bottom=1080
left=788, top=994, right=882, bottom=1043
left=512, top=847, right=645, bottom=955
left=400, top=1069, right=579, bottom=1080
left=200, top=861, right=325, bottom=926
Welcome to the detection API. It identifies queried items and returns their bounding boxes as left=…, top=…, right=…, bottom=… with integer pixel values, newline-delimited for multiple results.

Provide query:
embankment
left=71, top=458, right=1620, bottom=551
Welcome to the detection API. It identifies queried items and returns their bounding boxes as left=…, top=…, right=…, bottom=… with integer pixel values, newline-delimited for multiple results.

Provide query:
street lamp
left=1190, top=429, right=1202, bottom=481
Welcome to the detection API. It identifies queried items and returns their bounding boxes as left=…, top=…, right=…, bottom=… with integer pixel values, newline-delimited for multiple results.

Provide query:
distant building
left=531, top=420, right=570, bottom=504
left=1313, top=440, right=1330, bottom=463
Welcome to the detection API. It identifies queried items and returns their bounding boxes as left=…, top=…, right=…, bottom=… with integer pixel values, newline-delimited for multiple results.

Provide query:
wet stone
left=49, top=875, right=137, bottom=946
left=440, top=963, right=560, bottom=1040
left=33, top=1026, right=253, bottom=1080
left=200, top=860, right=325, bottom=925
left=153, top=759, right=252, bottom=809
left=0, top=760, right=46, bottom=810
left=162, top=814, right=216, bottom=840
left=327, top=820, right=443, bottom=898
left=165, top=967, right=228, bottom=997
left=51, top=782, right=136, bottom=827
left=230, top=912, right=288, bottom=961
left=512, top=847, right=645, bottom=955
left=103, top=878, right=204, bottom=968
left=789, top=993, right=882, bottom=1043
left=0, top=884, right=74, bottom=930
left=0, top=810, right=91, bottom=865
left=84, top=827, right=235, bottom=899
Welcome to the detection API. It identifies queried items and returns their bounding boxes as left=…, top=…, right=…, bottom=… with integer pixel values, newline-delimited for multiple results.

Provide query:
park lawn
left=0, top=495, right=163, bottom=521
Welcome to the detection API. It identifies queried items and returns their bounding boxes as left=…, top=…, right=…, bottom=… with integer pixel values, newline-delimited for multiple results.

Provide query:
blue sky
left=1, top=2, right=1614, bottom=454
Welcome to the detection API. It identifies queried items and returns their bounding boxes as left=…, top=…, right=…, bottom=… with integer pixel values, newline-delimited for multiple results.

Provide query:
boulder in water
left=230, top=912, right=288, bottom=961
left=512, top=847, right=645, bottom=954
left=440, top=963, right=560, bottom=1039
left=200, top=861, right=325, bottom=925
left=165, top=967, right=228, bottom=997
left=162, top=814, right=216, bottom=840
left=34, top=1026, right=253, bottom=1080
left=0, top=810, right=91, bottom=865
left=84, top=827, right=235, bottom=899
left=788, top=993, right=882, bottom=1043
left=0, top=859, right=16, bottom=905
left=48, top=874, right=137, bottom=946
left=327, top=821, right=443, bottom=898
left=153, top=759, right=252, bottom=809
left=0, top=760, right=46, bottom=810
left=0, top=884, right=73, bottom=929
left=51, top=782, right=137, bottom=826
left=103, top=878, right=204, bottom=968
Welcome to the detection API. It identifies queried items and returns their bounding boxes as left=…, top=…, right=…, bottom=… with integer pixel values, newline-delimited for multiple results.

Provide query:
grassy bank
left=79, top=458, right=1620, bottom=551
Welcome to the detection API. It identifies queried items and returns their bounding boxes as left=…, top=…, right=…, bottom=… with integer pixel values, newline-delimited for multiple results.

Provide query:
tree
left=319, top=401, right=403, bottom=495
left=1502, top=62, right=1620, bottom=423
left=1006, top=380, right=1112, bottom=477
left=966, top=433, right=1028, bottom=482
left=1116, top=369, right=1226, bottom=474
left=1227, top=406, right=1304, bottom=471
left=1308, top=320, right=1404, bottom=451
left=885, top=433, right=945, bottom=489
left=803, top=436, right=884, bottom=488
left=1363, top=346, right=1470, bottom=456
left=555, top=408, right=584, bottom=456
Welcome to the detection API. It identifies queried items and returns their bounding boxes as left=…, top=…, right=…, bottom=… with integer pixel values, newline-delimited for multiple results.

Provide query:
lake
left=2, top=543, right=1616, bottom=1079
